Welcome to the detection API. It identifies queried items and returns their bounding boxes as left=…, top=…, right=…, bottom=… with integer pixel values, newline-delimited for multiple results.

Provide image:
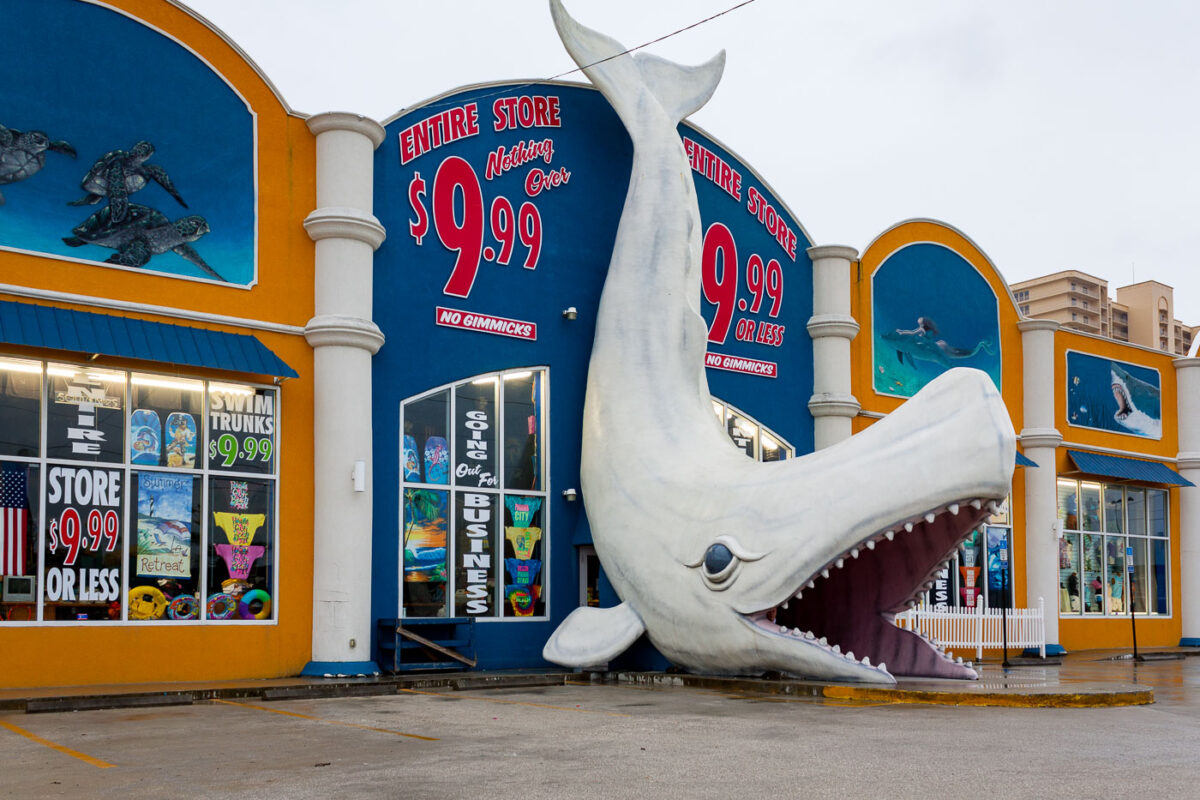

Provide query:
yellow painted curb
left=822, top=685, right=1153, bottom=708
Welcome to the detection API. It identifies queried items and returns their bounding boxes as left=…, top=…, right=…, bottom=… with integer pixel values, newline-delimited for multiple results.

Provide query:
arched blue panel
left=0, top=0, right=256, bottom=285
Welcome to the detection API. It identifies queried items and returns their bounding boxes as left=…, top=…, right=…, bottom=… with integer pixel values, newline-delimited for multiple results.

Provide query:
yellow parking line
left=400, top=687, right=631, bottom=716
left=210, top=699, right=438, bottom=740
left=0, top=718, right=115, bottom=768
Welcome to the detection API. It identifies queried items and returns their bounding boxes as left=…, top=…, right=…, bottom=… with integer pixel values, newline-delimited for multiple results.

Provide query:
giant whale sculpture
left=543, top=0, right=1016, bottom=683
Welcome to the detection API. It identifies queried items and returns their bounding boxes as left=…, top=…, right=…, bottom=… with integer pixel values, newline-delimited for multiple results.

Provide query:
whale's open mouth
left=743, top=496, right=1002, bottom=680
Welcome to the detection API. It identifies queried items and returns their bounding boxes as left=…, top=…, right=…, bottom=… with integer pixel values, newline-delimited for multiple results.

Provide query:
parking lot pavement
left=3, top=662, right=1200, bottom=800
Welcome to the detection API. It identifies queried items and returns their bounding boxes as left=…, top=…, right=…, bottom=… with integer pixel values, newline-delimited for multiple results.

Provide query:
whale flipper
left=542, top=602, right=645, bottom=667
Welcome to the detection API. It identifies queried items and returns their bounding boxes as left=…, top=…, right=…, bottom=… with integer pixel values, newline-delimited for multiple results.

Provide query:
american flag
left=0, top=468, right=29, bottom=577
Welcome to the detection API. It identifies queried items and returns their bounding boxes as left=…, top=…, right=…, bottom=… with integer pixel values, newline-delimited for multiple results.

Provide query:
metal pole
left=1000, top=531, right=1010, bottom=668
left=1128, top=545, right=1139, bottom=661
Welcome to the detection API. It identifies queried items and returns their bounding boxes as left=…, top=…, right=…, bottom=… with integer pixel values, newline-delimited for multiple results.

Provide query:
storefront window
left=46, top=364, right=125, bottom=463
left=1082, top=533, right=1104, bottom=614
left=402, top=489, right=449, bottom=616
left=0, top=358, right=279, bottom=625
left=401, top=369, right=547, bottom=619
left=1060, top=479, right=1169, bottom=617
left=42, top=463, right=124, bottom=621
left=925, top=501, right=1011, bottom=611
left=0, top=358, right=41, bottom=457
left=1056, top=480, right=1077, bottom=529
left=1059, top=532, right=1080, bottom=613
left=1128, top=537, right=1148, bottom=614
left=129, top=472, right=201, bottom=621
left=726, top=410, right=757, bottom=459
left=985, top=526, right=1012, bottom=609
left=503, top=372, right=541, bottom=492
left=711, top=398, right=794, bottom=462
left=1103, top=485, right=1124, bottom=533
left=206, top=384, right=276, bottom=476
left=1125, top=488, right=1146, bottom=536
left=208, top=478, right=274, bottom=621
left=1106, top=537, right=1126, bottom=614
left=0, top=462, right=39, bottom=622
left=1151, top=539, right=1168, bottom=614
left=131, top=374, right=203, bottom=469
left=1079, top=483, right=1101, bottom=531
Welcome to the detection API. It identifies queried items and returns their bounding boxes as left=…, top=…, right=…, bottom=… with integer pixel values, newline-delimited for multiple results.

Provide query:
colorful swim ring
left=237, top=589, right=272, bottom=620
left=5, top=604, right=35, bottom=621
left=167, top=594, right=200, bottom=620
left=128, top=586, right=168, bottom=620
left=206, top=592, right=237, bottom=620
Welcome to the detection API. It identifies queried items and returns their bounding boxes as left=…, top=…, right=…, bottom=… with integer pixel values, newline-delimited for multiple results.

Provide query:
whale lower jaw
left=736, top=495, right=1001, bottom=683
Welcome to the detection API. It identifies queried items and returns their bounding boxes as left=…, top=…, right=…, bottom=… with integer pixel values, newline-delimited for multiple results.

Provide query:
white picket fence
left=894, top=597, right=1046, bottom=661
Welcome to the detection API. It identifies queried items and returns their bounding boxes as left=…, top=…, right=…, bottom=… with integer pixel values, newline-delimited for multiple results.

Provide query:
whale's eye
left=703, top=543, right=736, bottom=581
left=686, top=536, right=766, bottom=590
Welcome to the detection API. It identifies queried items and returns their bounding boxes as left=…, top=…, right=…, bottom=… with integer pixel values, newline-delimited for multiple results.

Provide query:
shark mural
left=1067, top=351, right=1162, bottom=439
left=541, top=0, right=1015, bottom=684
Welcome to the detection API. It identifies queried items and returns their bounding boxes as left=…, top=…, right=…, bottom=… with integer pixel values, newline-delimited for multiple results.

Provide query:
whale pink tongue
left=778, top=509, right=986, bottom=678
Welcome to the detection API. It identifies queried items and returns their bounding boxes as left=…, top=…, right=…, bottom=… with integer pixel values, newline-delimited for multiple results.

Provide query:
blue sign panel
left=0, top=0, right=256, bottom=285
left=1066, top=351, right=1162, bottom=439
left=372, top=82, right=813, bottom=667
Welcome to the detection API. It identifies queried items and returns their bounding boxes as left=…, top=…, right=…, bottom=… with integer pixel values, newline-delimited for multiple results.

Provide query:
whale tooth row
left=797, top=496, right=1006, bottom=617
left=771, top=625, right=890, bottom=672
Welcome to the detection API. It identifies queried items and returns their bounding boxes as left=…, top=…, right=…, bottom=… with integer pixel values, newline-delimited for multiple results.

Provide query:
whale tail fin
left=549, top=0, right=725, bottom=127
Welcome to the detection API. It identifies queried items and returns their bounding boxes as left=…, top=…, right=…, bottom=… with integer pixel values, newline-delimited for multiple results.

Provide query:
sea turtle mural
left=62, top=202, right=224, bottom=281
left=0, top=123, right=76, bottom=205
left=69, top=140, right=187, bottom=223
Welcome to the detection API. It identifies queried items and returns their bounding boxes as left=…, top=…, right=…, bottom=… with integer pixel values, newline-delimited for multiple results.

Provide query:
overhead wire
left=399, top=0, right=759, bottom=116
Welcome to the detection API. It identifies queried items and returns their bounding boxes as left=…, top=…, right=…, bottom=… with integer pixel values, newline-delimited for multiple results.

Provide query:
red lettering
left=682, top=137, right=742, bottom=201
left=398, top=103, right=480, bottom=165
left=492, top=96, right=563, bottom=132
left=745, top=187, right=797, bottom=262
left=525, top=166, right=571, bottom=197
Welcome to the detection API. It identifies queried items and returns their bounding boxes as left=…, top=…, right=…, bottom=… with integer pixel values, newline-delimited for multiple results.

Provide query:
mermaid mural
left=872, top=243, right=1002, bottom=398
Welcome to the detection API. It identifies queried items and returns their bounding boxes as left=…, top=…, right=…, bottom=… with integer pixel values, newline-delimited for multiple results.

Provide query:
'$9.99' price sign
left=208, top=433, right=273, bottom=468
left=701, top=222, right=786, bottom=347
left=408, top=156, right=543, bottom=298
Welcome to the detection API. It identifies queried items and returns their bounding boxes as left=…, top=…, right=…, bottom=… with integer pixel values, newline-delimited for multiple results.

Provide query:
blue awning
left=0, top=300, right=298, bottom=379
left=1015, top=451, right=1038, bottom=468
left=1066, top=449, right=1194, bottom=488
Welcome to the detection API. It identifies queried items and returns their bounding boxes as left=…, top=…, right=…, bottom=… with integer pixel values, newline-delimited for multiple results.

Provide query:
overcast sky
left=183, top=0, right=1200, bottom=323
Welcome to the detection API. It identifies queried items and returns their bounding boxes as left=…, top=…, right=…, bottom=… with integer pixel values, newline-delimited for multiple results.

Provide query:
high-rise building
left=1011, top=270, right=1195, bottom=355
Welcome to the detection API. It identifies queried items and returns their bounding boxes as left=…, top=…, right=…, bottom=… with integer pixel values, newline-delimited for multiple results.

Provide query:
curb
left=600, top=671, right=1154, bottom=708
left=821, top=685, right=1154, bottom=708
left=5, top=667, right=1156, bottom=713
left=8, top=672, right=573, bottom=715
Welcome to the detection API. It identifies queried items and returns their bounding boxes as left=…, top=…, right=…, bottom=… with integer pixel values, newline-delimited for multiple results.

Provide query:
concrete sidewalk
left=3, top=647, right=1195, bottom=713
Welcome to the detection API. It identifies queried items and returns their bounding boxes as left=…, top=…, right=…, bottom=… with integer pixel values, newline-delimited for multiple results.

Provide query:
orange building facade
left=0, top=0, right=317, bottom=687
left=849, top=220, right=1194, bottom=653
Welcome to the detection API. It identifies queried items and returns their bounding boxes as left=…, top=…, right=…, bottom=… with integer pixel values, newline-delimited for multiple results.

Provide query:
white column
left=302, top=113, right=387, bottom=675
left=806, top=245, right=860, bottom=451
left=1175, top=358, right=1200, bottom=646
left=1017, top=319, right=1064, bottom=654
